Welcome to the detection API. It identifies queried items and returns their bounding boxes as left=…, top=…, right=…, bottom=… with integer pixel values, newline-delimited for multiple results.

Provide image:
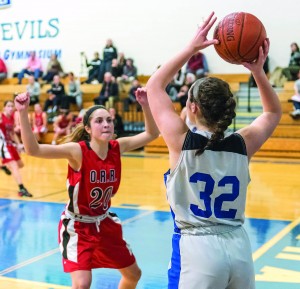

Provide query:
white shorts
left=168, top=225, right=255, bottom=289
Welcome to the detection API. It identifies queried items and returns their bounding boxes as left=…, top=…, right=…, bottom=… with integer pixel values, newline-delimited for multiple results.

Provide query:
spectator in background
left=18, top=51, right=43, bottom=84
left=173, top=68, right=185, bottom=92
left=42, top=54, right=64, bottom=84
left=109, top=107, right=125, bottom=137
left=94, top=72, right=119, bottom=107
left=43, top=75, right=66, bottom=114
left=61, top=72, right=82, bottom=110
left=99, top=39, right=118, bottom=83
left=176, top=84, right=189, bottom=109
left=0, top=57, right=7, bottom=82
left=185, top=72, right=196, bottom=88
left=111, top=58, right=123, bottom=80
left=186, top=51, right=209, bottom=79
left=117, top=58, right=137, bottom=92
left=123, top=79, right=142, bottom=112
left=26, top=75, right=41, bottom=106
left=51, top=109, right=73, bottom=145
left=270, top=42, right=300, bottom=87
left=289, top=70, right=300, bottom=119
left=282, top=42, right=300, bottom=81
left=82, top=52, right=102, bottom=84
left=30, top=103, right=48, bottom=142
left=118, top=52, right=126, bottom=71
left=166, top=83, right=178, bottom=102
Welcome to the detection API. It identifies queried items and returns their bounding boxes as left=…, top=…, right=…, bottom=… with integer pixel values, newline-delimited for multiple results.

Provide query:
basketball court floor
left=0, top=151, right=299, bottom=289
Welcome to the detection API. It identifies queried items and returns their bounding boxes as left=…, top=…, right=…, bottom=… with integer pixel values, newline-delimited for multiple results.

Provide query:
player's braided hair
left=190, top=77, right=236, bottom=156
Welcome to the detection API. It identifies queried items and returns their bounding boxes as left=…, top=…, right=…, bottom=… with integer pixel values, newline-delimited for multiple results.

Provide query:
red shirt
left=0, top=58, right=7, bottom=73
left=0, top=113, right=14, bottom=143
left=34, top=112, right=44, bottom=127
left=58, top=115, right=71, bottom=129
left=187, top=52, right=204, bottom=71
left=66, top=140, right=121, bottom=216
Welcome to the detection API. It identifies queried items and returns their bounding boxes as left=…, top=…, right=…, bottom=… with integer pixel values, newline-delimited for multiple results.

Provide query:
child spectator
left=31, top=103, right=48, bottom=142
left=51, top=109, right=73, bottom=145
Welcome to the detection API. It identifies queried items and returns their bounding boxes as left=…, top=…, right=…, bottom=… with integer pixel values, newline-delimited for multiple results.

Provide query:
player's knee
left=72, top=279, right=92, bottom=289
left=133, top=267, right=142, bottom=282
left=130, top=266, right=142, bottom=283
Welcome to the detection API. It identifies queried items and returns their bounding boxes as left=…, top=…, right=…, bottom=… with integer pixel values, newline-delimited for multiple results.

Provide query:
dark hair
left=4, top=100, right=14, bottom=106
left=189, top=77, right=236, bottom=156
left=291, top=42, right=300, bottom=52
left=60, top=105, right=107, bottom=143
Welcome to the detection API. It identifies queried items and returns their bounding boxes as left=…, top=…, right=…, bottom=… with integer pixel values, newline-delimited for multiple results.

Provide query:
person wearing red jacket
left=0, top=58, right=7, bottom=82
left=186, top=51, right=209, bottom=78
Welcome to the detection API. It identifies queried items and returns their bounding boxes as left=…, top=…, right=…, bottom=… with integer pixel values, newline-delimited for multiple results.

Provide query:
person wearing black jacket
left=99, top=39, right=118, bottom=83
left=43, top=75, right=66, bottom=113
left=94, top=72, right=119, bottom=107
left=82, top=52, right=102, bottom=84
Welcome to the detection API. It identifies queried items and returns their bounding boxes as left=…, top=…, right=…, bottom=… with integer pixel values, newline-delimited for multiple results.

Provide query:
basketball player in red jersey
left=14, top=89, right=159, bottom=289
left=0, top=100, right=32, bottom=197
left=31, top=103, right=47, bottom=142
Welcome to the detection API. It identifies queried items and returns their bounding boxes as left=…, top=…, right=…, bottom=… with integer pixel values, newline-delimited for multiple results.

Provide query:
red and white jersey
left=58, top=115, right=70, bottom=129
left=0, top=113, right=15, bottom=144
left=34, top=112, right=44, bottom=128
left=66, top=140, right=121, bottom=216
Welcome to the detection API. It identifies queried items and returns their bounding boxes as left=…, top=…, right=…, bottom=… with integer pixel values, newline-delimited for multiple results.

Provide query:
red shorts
left=1, top=143, right=21, bottom=164
left=58, top=212, right=136, bottom=272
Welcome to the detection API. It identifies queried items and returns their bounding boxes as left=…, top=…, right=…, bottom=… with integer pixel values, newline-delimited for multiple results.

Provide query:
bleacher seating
left=3, top=76, right=300, bottom=157
left=255, top=81, right=300, bottom=158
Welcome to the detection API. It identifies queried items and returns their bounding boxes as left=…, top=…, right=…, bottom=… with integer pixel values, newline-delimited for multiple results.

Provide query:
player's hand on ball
left=242, top=39, right=270, bottom=73
left=189, top=12, right=219, bottom=52
left=14, top=92, right=30, bottom=111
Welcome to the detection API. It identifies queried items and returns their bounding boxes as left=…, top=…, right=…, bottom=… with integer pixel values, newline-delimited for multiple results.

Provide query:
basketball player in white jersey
left=147, top=12, right=281, bottom=289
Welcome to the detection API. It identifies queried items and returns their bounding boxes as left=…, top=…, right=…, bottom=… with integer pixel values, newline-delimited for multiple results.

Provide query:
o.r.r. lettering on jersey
left=90, top=169, right=116, bottom=183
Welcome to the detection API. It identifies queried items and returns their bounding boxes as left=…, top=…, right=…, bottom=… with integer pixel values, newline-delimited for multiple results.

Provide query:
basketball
left=213, top=12, right=267, bottom=64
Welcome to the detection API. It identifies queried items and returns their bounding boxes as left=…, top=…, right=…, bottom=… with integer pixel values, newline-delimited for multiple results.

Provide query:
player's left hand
left=14, top=92, right=30, bottom=111
left=189, top=12, right=219, bottom=52
left=135, top=87, right=148, bottom=107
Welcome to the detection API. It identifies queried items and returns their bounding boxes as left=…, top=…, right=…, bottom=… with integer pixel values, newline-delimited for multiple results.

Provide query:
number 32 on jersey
left=189, top=172, right=240, bottom=219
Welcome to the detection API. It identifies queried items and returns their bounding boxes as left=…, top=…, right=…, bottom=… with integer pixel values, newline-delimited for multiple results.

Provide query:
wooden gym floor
left=0, top=151, right=299, bottom=288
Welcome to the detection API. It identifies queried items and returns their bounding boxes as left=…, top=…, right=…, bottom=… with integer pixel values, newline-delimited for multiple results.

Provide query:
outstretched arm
left=118, top=87, right=160, bottom=153
left=238, top=39, right=282, bottom=159
left=146, top=12, right=218, bottom=165
left=14, top=93, right=81, bottom=168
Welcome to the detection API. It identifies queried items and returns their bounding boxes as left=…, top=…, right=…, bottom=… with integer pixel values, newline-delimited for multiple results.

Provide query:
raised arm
left=238, top=39, right=282, bottom=159
left=14, top=92, right=81, bottom=168
left=146, top=12, right=218, bottom=156
left=118, top=87, right=160, bottom=153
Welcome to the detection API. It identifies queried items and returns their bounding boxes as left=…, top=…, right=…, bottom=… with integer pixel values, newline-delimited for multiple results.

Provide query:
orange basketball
left=213, top=12, right=267, bottom=64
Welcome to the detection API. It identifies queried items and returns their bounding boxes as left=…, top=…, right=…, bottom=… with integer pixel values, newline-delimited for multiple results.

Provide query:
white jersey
left=165, top=130, right=250, bottom=232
